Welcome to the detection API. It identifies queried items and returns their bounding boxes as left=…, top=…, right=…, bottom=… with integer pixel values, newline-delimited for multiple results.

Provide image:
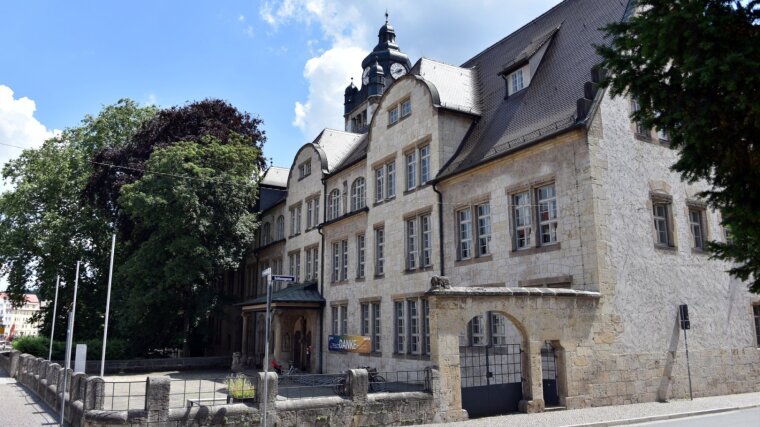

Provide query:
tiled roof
left=414, top=58, right=481, bottom=115
left=438, top=0, right=629, bottom=178
left=239, top=282, right=325, bottom=306
left=0, top=293, right=39, bottom=304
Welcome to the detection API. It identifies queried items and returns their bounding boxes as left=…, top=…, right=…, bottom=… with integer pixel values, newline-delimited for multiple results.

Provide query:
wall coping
left=426, top=286, right=601, bottom=299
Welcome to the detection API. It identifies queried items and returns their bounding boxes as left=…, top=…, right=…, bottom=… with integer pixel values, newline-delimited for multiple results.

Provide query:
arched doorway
left=291, top=317, right=308, bottom=371
left=459, top=312, right=524, bottom=418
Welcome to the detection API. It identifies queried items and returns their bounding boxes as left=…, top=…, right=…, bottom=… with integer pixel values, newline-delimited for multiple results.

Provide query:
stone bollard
left=83, top=377, right=105, bottom=411
left=45, top=363, right=61, bottom=406
left=256, top=371, right=279, bottom=426
left=349, top=369, right=368, bottom=404
left=8, top=350, right=20, bottom=378
left=145, top=377, right=171, bottom=425
left=71, top=373, right=87, bottom=402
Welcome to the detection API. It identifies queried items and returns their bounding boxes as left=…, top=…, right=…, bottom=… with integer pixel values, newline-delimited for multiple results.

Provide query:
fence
left=3, top=350, right=443, bottom=426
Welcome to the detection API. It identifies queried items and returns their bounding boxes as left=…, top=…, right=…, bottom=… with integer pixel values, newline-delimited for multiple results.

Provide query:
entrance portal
left=459, top=312, right=524, bottom=418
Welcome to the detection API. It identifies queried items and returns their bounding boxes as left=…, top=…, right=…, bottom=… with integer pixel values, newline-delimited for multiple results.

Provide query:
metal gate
left=460, top=344, right=523, bottom=418
left=541, top=342, right=559, bottom=406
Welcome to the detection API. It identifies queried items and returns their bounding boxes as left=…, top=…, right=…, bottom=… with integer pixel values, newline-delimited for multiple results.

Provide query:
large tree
left=0, top=100, right=157, bottom=339
left=596, top=0, right=760, bottom=291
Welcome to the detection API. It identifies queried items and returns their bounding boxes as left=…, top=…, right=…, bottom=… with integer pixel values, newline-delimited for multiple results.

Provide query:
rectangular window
left=332, top=306, right=339, bottom=335
left=421, top=214, right=432, bottom=267
left=406, top=151, right=417, bottom=191
left=537, top=184, right=558, bottom=245
left=491, top=312, right=507, bottom=345
left=290, top=208, right=297, bottom=236
left=375, top=167, right=385, bottom=203
left=305, top=248, right=313, bottom=281
left=476, top=203, right=492, bottom=256
left=408, top=299, right=420, bottom=354
left=631, top=98, right=649, bottom=136
left=401, top=99, right=411, bottom=117
left=394, top=301, right=405, bottom=353
left=357, top=234, right=365, bottom=279
left=313, top=198, right=319, bottom=226
left=306, top=199, right=313, bottom=229
left=361, top=303, right=370, bottom=336
left=332, top=242, right=340, bottom=283
left=389, top=107, right=399, bottom=125
left=422, top=299, right=430, bottom=356
left=288, top=252, right=300, bottom=282
left=341, top=239, right=349, bottom=281
left=689, top=209, right=706, bottom=250
left=375, top=228, right=385, bottom=276
left=340, top=305, right=348, bottom=335
left=457, top=209, right=473, bottom=259
left=653, top=203, right=671, bottom=246
left=511, top=69, right=524, bottom=93
left=312, top=247, right=319, bottom=280
left=419, top=145, right=430, bottom=184
left=513, top=191, right=532, bottom=249
left=386, top=162, right=396, bottom=198
left=470, top=315, right=485, bottom=346
left=406, top=218, right=418, bottom=270
left=295, top=206, right=301, bottom=234
left=372, top=302, right=381, bottom=353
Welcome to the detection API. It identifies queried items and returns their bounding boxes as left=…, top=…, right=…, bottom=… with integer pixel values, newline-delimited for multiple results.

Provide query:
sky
left=0, top=0, right=562, bottom=290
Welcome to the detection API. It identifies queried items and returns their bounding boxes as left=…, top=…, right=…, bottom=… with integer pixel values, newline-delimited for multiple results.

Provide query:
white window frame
left=375, top=227, right=385, bottom=276
left=401, top=99, right=412, bottom=118
left=394, top=301, right=405, bottom=354
left=457, top=208, right=473, bottom=260
left=513, top=191, right=532, bottom=250
left=476, top=203, right=492, bottom=256
left=375, top=167, right=385, bottom=203
left=421, top=214, right=432, bottom=267
left=653, top=202, right=672, bottom=247
left=419, top=145, right=430, bottom=185
left=276, top=215, right=285, bottom=240
left=328, top=189, right=341, bottom=220
left=357, top=234, right=365, bottom=279
left=341, top=239, right=348, bottom=281
left=351, top=177, right=366, bottom=211
left=406, top=150, right=417, bottom=191
left=537, top=184, right=558, bottom=245
left=511, top=69, right=524, bottom=93
left=389, top=106, right=400, bottom=125
left=372, top=302, right=382, bottom=353
left=331, top=242, right=340, bottom=283
left=340, top=305, right=348, bottom=335
left=306, top=199, right=313, bottom=229
left=386, top=162, right=396, bottom=199
left=406, top=218, right=418, bottom=270
left=689, top=208, right=706, bottom=250
left=408, top=299, right=420, bottom=355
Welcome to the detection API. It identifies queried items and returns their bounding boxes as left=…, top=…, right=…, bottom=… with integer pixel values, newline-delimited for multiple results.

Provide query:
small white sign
left=271, top=275, right=296, bottom=282
left=74, top=344, right=87, bottom=373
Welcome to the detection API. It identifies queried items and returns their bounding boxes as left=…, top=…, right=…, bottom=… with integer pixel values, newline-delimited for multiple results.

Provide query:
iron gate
left=541, top=342, right=559, bottom=406
left=460, top=344, right=523, bottom=418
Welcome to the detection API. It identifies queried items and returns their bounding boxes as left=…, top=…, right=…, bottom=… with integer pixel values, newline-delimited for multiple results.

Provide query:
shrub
left=12, top=336, right=49, bottom=357
left=226, top=374, right=255, bottom=399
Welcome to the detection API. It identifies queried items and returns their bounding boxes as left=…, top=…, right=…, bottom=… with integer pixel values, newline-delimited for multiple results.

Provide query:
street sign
left=272, top=275, right=296, bottom=282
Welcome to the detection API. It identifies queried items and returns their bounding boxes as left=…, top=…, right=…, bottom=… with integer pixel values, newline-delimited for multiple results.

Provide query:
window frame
left=651, top=193, right=675, bottom=248
left=328, top=189, right=341, bottom=220
left=688, top=207, right=707, bottom=251
left=406, top=150, right=417, bottom=191
left=536, top=184, right=558, bottom=246
left=351, top=177, right=366, bottom=211
left=375, top=227, right=385, bottom=277
left=457, top=208, right=473, bottom=260
left=356, top=234, right=366, bottom=279
left=275, top=216, right=285, bottom=241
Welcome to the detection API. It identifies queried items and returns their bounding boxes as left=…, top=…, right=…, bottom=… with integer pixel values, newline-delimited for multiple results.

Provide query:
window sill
left=654, top=244, right=677, bottom=253
left=455, top=255, right=493, bottom=266
left=355, top=277, right=366, bottom=282
left=387, top=112, right=411, bottom=129
left=404, top=266, right=434, bottom=275
left=359, top=352, right=383, bottom=358
left=510, top=243, right=561, bottom=257
left=691, top=247, right=709, bottom=255
left=374, top=274, right=385, bottom=279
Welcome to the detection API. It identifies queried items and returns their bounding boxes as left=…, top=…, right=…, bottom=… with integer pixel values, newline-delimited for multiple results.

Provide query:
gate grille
left=460, top=344, right=521, bottom=387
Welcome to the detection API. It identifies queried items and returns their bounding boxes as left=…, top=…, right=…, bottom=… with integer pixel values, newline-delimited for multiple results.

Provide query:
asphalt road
left=627, top=407, right=760, bottom=427
left=0, top=369, right=58, bottom=427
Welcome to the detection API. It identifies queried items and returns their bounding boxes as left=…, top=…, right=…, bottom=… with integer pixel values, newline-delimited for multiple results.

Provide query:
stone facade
left=219, top=2, right=760, bottom=420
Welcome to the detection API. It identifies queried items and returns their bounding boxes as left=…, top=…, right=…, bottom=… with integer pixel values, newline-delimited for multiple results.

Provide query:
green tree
left=0, top=100, right=157, bottom=339
left=117, top=135, right=261, bottom=353
left=596, top=0, right=760, bottom=291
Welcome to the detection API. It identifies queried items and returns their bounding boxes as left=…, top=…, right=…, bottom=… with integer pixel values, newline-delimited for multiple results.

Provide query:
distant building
left=0, top=293, right=41, bottom=339
left=209, top=0, right=760, bottom=417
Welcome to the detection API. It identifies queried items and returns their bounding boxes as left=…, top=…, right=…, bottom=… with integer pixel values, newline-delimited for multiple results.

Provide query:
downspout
left=316, top=174, right=328, bottom=373
left=433, top=183, right=445, bottom=276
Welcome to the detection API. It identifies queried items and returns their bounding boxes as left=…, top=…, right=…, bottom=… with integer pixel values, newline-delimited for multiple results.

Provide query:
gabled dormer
left=498, top=24, right=560, bottom=98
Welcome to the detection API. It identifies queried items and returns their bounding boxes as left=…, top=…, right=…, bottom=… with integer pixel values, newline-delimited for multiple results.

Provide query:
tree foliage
left=597, top=0, right=760, bottom=291
left=0, top=100, right=157, bottom=340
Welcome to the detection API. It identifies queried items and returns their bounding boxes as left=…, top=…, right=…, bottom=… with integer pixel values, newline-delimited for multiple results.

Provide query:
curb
left=563, top=404, right=760, bottom=427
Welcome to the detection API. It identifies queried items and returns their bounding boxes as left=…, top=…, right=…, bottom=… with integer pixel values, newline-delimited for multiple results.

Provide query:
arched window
left=275, top=215, right=285, bottom=240
left=351, top=177, right=366, bottom=211
left=261, top=222, right=271, bottom=246
left=328, top=189, right=341, bottom=220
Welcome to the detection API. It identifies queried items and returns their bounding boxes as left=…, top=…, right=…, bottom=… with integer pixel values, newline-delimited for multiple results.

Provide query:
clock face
left=390, top=62, right=407, bottom=79
left=362, top=67, right=371, bottom=85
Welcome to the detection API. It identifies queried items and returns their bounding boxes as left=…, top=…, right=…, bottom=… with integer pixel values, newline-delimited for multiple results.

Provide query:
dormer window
left=388, top=98, right=411, bottom=127
left=298, top=160, right=311, bottom=179
left=389, top=107, right=400, bottom=125
left=511, top=69, right=524, bottom=93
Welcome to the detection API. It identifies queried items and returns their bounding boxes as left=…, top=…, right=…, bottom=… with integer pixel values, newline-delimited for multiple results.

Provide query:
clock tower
left=344, top=13, right=413, bottom=133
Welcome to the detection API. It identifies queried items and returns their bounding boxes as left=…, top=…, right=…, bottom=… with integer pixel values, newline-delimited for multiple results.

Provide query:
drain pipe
left=316, top=176, right=328, bottom=373
left=433, top=183, right=445, bottom=276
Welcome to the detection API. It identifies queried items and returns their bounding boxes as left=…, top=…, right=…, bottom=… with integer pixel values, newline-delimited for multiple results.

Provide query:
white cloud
left=0, top=85, right=59, bottom=191
left=260, top=0, right=562, bottom=139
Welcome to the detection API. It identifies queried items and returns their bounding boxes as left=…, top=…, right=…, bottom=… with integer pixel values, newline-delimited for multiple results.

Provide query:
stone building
left=0, top=293, right=42, bottom=339
left=211, top=0, right=760, bottom=418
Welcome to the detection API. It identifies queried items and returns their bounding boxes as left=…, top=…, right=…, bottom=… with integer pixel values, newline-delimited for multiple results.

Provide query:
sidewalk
left=0, top=368, right=58, bottom=427
left=422, top=392, right=760, bottom=427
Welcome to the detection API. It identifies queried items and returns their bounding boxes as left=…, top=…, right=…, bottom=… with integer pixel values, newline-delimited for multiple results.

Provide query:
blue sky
left=0, top=0, right=561, bottom=290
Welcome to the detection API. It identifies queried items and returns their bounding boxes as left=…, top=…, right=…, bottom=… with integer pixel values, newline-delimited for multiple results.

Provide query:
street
left=627, top=407, right=760, bottom=427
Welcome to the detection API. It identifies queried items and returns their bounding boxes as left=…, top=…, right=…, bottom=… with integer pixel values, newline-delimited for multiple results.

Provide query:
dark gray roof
left=438, top=0, right=629, bottom=178
left=238, top=282, right=324, bottom=306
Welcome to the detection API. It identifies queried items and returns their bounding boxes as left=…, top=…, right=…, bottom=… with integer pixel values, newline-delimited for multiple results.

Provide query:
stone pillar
left=46, top=363, right=61, bottom=406
left=71, top=373, right=87, bottom=402
left=518, top=340, right=545, bottom=413
left=256, top=371, right=278, bottom=426
left=83, top=377, right=105, bottom=411
left=145, top=376, right=171, bottom=425
left=8, top=350, right=20, bottom=378
left=427, top=295, right=468, bottom=423
left=349, top=369, right=368, bottom=404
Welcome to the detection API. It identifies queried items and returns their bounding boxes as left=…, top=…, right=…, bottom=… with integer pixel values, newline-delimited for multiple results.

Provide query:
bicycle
left=360, top=366, right=387, bottom=393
